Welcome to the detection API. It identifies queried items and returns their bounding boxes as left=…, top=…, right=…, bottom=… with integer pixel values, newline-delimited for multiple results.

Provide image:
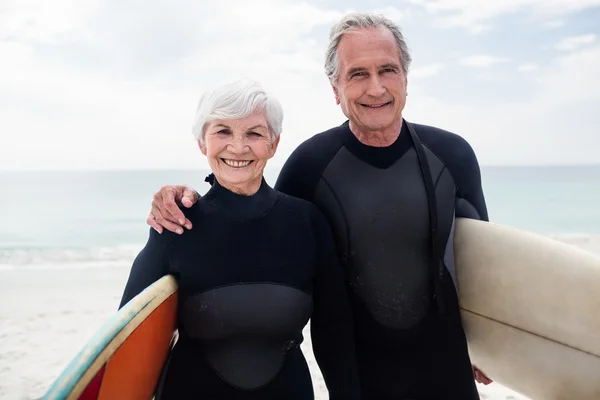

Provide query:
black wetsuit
left=275, top=119, right=489, bottom=400
left=119, top=178, right=360, bottom=400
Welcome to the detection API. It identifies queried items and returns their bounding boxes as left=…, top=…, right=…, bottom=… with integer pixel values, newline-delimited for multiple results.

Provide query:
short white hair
left=325, top=12, right=412, bottom=86
left=191, top=79, right=283, bottom=145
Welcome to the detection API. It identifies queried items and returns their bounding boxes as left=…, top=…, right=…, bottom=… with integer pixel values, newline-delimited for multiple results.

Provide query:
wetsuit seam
left=419, top=142, right=457, bottom=240
left=442, top=209, right=454, bottom=259
left=421, top=139, right=469, bottom=204
left=422, top=143, right=451, bottom=180
left=442, top=209, right=456, bottom=275
left=319, top=175, right=351, bottom=264
left=308, top=141, right=346, bottom=199
left=433, top=163, right=452, bottom=272
left=189, top=282, right=313, bottom=297
left=431, top=164, right=456, bottom=285
left=199, top=352, right=289, bottom=393
left=456, top=198, right=482, bottom=220
left=433, top=165, right=447, bottom=189
left=445, top=212, right=460, bottom=294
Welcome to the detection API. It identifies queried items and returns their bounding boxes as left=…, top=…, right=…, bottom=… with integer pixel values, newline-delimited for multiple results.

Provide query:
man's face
left=332, top=26, right=407, bottom=136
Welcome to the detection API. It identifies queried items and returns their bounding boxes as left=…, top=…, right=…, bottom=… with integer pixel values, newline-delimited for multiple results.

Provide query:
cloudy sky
left=1, top=0, right=599, bottom=170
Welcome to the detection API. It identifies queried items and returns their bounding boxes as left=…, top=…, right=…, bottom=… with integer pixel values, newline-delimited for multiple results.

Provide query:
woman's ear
left=197, top=140, right=207, bottom=155
left=269, top=135, right=281, bottom=158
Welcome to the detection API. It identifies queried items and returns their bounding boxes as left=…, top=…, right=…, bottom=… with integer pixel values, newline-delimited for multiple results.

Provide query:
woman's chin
left=214, top=171, right=262, bottom=193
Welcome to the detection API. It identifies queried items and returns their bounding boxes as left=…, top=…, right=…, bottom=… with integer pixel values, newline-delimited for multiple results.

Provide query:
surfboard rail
left=42, top=275, right=178, bottom=400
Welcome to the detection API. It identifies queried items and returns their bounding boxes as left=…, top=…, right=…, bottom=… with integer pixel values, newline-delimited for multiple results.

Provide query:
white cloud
left=555, top=34, right=597, bottom=51
left=202, top=1, right=343, bottom=39
left=467, top=24, right=494, bottom=35
left=408, top=0, right=600, bottom=30
left=518, top=62, right=539, bottom=72
left=460, top=55, right=508, bottom=68
left=372, top=6, right=405, bottom=22
left=0, top=0, right=350, bottom=170
left=535, top=45, right=600, bottom=105
left=1, top=0, right=598, bottom=169
left=543, top=20, right=565, bottom=28
left=405, top=44, right=600, bottom=165
left=0, top=0, right=100, bottom=43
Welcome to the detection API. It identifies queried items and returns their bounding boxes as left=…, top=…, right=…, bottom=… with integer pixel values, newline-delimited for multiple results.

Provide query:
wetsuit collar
left=203, top=173, right=279, bottom=220
left=340, top=119, right=413, bottom=169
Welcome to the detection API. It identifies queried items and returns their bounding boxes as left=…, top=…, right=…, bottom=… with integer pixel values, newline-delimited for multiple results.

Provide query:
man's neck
left=349, top=118, right=403, bottom=147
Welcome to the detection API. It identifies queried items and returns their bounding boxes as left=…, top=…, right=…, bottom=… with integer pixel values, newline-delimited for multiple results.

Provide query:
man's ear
left=331, top=84, right=340, bottom=105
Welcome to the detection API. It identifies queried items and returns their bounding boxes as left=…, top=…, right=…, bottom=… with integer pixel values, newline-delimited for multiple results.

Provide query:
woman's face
left=200, top=111, right=279, bottom=194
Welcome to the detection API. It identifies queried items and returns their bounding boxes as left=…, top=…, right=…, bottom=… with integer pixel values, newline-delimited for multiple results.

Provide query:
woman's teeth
left=223, top=159, right=252, bottom=168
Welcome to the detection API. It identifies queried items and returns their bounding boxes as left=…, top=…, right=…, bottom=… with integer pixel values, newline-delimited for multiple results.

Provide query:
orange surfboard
left=42, top=275, right=178, bottom=400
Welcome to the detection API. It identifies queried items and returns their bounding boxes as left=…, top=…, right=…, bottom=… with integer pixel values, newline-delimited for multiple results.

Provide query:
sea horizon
left=1, top=164, right=599, bottom=272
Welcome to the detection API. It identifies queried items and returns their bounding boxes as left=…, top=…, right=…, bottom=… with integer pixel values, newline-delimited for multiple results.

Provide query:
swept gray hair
left=191, top=79, right=283, bottom=145
left=324, top=12, right=412, bottom=86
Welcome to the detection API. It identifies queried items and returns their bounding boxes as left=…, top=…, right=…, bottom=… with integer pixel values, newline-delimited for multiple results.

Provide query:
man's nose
left=366, top=75, right=386, bottom=97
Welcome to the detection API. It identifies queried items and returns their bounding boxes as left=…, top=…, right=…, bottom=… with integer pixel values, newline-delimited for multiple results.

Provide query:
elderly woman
left=118, top=79, right=360, bottom=400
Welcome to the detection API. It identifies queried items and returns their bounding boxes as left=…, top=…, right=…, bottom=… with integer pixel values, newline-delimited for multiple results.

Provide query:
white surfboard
left=454, top=217, right=600, bottom=400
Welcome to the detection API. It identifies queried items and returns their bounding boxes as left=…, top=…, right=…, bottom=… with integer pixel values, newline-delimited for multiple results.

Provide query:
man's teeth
left=364, top=103, right=387, bottom=108
left=223, top=159, right=252, bottom=168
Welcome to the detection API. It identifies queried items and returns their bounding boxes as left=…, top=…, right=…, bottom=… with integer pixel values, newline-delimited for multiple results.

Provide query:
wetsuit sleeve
left=274, top=130, right=343, bottom=202
left=309, top=208, right=361, bottom=399
left=118, top=228, right=173, bottom=309
left=453, top=141, right=489, bottom=222
left=274, top=146, right=319, bottom=202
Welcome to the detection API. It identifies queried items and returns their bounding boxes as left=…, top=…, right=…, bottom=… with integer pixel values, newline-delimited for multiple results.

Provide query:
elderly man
left=148, top=12, right=492, bottom=399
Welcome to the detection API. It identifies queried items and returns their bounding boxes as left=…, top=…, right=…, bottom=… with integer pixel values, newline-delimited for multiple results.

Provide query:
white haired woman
left=118, top=79, right=360, bottom=399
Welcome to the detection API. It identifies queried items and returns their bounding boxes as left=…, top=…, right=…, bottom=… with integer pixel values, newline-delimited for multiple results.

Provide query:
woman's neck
left=217, top=176, right=262, bottom=196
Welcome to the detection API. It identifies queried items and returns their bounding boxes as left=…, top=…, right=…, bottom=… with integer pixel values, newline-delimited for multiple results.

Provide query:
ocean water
left=0, top=165, right=599, bottom=271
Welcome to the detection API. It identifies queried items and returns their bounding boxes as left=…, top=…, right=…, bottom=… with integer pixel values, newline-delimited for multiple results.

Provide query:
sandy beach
left=4, top=235, right=600, bottom=400
left=0, top=264, right=538, bottom=400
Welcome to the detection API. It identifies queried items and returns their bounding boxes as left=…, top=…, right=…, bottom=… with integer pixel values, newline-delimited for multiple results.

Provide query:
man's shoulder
left=408, top=120, right=477, bottom=165
left=273, top=189, right=326, bottom=225
left=274, top=122, right=346, bottom=200
left=410, top=121, right=473, bottom=149
left=287, top=123, right=346, bottom=163
left=408, top=120, right=486, bottom=212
